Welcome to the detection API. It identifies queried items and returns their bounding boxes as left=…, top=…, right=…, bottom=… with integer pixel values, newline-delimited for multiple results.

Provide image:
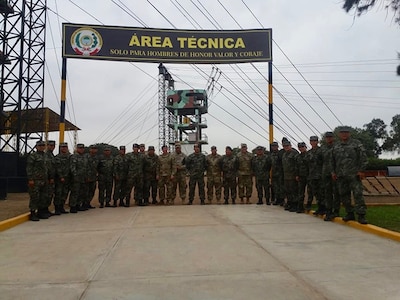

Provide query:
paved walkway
left=1, top=205, right=400, bottom=300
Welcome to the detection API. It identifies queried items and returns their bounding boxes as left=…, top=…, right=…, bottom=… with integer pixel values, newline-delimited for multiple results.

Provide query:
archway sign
left=61, top=23, right=273, bottom=145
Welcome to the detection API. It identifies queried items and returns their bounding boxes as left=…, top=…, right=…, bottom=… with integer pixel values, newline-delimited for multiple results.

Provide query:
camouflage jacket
left=184, top=153, right=207, bottom=177
left=271, top=149, right=283, bottom=178
left=26, top=150, right=48, bottom=182
left=307, top=146, right=323, bottom=180
left=70, top=153, right=88, bottom=183
left=144, top=153, right=160, bottom=180
left=126, top=152, right=145, bottom=176
left=171, top=152, right=186, bottom=174
left=332, top=138, right=367, bottom=177
left=158, top=153, right=175, bottom=177
left=282, top=149, right=299, bottom=180
left=236, top=151, right=253, bottom=176
left=45, top=151, right=56, bottom=180
left=251, top=154, right=272, bottom=178
left=113, top=154, right=128, bottom=180
left=295, top=151, right=308, bottom=178
left=206, top=154, right=222, bottom=177
left=98, top=155, right=114, bottom=182
left=219, top=155, right=238, bottom=179
left=86, top=154, right=99, bottom=182
left=321, top=143, right=334, bottom=177
left=54, top=152, right=71, bottom=180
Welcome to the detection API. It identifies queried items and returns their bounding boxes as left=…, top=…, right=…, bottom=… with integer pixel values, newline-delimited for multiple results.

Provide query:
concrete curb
left=307, top=211, right=400, bottom=242
left=0, top=212, right=30, bottom=232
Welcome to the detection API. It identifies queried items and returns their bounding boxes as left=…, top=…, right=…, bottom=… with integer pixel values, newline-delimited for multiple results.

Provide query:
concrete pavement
left=1, top=204, right=400, bottom=300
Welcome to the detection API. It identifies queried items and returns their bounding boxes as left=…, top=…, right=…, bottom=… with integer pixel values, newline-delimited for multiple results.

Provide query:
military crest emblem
left=70, top=27, right=103, bottom=56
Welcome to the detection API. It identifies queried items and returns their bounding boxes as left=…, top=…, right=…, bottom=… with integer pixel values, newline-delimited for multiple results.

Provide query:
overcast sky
left=43, top=0, right=400, bottom=155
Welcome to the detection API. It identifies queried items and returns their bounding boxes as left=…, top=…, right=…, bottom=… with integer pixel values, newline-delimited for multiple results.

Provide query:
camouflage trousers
left=171, top=171, right=187, bottom=201
left=113, top=178, right=127, bottom=201
left=238, top=174, right=253, bottom=199
left=158, top=175, right=172, bottom=202
left=69, top=181, right=88, bottom=207
left=207, top=174, right=222, bottom=202
left=46, top=182, right=55, bottom=207
left=255, top=177, right=270, bottom=202
left=308, top=178, right=323, bottom=206
left=28, top=180, right=48, bottom=210
left=223, top=176, right=237, bottom=202
left=127, top=175, right=143, bottom=203
left=86, top=181, right=97, bottom=205
left=322, top=175, right=340, bottom=212
left=271, top=174, right=285, bottom=202
left=54, top=179, right=70, bottom=206
left=297, top=177, right=307, bottom=208
left=98, top=179, right=113, bottom=204
left=143, top=178, right=158, bottom=202
left=337, top=176, right=367, bottom=215
left=284, top=178, right=298, bottom=207
left=188, top=175, right=205, bottom=202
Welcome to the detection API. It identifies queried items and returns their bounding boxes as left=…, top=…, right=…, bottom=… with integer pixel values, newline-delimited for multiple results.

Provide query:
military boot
left=257, top=199, right=263, bottom=205
left=37, top=208, right=49, bottom=219
left=342, top=212, right=355, bottom=222
left=266, top=200, right=271, bottom=205
left=70, top=206, right=78, bottom=213
left=358, top=214, right=368, bottom=224
left=30, top=210, right=39, bottom=221
left=125, top=199, right=130, bottom=207
left=59, top=205, right=69, bottom=214
left=187, top=200, right=193, bottom=205
left=105, top=202, right=111, bottom=207
left=223, top=199, right=229, bottom=205
left=200, top=200, right=205, bottom=205
left=112, top=200, right=118, bottom=207
left=54, top=205, right=62, bottom=216
left=119, top=199, right=125, bottom=207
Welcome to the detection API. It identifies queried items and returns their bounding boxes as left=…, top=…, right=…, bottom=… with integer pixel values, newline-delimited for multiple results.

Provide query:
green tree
left=382, top=114, right=400, bottom=152
left=363, top=118, right=387, bottom=156
left=342, top=0, right=400, bottom=25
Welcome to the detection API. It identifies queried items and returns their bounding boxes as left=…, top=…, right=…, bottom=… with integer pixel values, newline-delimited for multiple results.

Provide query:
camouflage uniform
left=206, top=151, right=222, bottom=204
left=184, top=148, right=207, bottom=205
left=98, top=151, right=114, bottom=207
left=219, top=149, right=238, bottom=204
left=86, top=150, right=99, bottom=208
left=332, top=131, right=368, bottom=221
left=158, top=151, right=175, bottom=204
left=26, top=142, right=48, bottom=219
left=282, top=145, right=299, bottom=211
left=236, top=146, right=253, bottom=204
left=126, top=148, right=145, bottom=206
left=54, top=146, right=71, bottom=213
left=271, top=145, right=285, bottom=205
left=112, top=150, right=128, bottom=206
left=171, top=150, right=187, bottom=203
left=251, top=148, right=272, bottom=205
left=69, top=146, right=88, bottom=212
left=45, top=145, right=56, bottom=211
left=307, top=143, right=325, bottom=214
left=143, top=150, right=159, bottom=205
left=295, top=143, right=308, bottom=212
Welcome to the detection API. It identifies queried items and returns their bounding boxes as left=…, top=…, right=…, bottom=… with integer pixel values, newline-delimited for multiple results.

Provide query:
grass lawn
left=365, top=205, right=400, bottom=233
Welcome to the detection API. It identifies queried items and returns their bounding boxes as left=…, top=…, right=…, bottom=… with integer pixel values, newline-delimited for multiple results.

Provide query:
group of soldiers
left=27, top=125, right=368, bottom=224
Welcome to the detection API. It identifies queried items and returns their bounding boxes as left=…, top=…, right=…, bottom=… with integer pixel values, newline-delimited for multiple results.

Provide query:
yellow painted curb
left=307, top=210, right=400, bottom=243
left=0, top=212, right=30, bottom=232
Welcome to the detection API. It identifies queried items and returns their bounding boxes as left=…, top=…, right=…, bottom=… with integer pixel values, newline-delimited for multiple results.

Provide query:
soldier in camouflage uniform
left=45, top=140, right=56, bottom=216
left=54, top=142, right=71, bottom=214
left=85, top=145, right=98, bottom=209
left=112, top=146, right=128, bottom=207
left=171, top=142, right=187, bottom=204
left=69, top=144, right=88, bottom=213
left=295, top=142, right=308, bottom=213
left=206, top=145, right=222, bottom=204
left=26, top=140, right=48, bottom=221
left=158, top=145, right=175, bottom=205
left=143, top=145, right=159, bottom=205
left=219, top=146, right=238, bottom=204
left=252, top=146, right=272, bottom=205
left=332, top=126, right=368, bottom=224
left=98, top=147, right=114, bottom=207
left=282, top=140, right=299, bottom=212
left=237, top=143, right=254, bottom=204
left=307, top=136, right=325, bottom=215
left=126, top=143, right=145, bottom=206
left=270, top=141, right=285, bottom=206
left=322, top=132, right=340, bottom=221
left=184, top=143, right=207, bottom=205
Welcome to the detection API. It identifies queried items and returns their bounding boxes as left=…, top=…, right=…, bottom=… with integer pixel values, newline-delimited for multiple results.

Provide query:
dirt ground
left=1, top=188, right=400, bottom=222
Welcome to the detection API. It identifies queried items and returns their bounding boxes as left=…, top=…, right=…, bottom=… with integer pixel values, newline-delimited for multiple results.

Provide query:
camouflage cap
left=310, top=136, right=319, bottom=141
left=175, top=142, right=181, bottom=147
left=139, top=143, right=145, bottom=147
left=104, top=147, right=111, bottom=151
left=119, top=146, right=126, bottom=150
left=225, top=146, right=232, bottom=151
left=282, top=137, right=288, bottom=142
left=241, top=143, right=247, bottom=148
left=271, top=142, right=279, bottom=147
left=298, top=142, right=306, bottom=147
left=211, top=145, right=217, bottom=150
left=325, top=131, right=334, bottom=137
left=338, top=126, right=351, bottom=132
left=77, top=143, right=85, bottom=148
left=48, top=140, right=56, bottom=146
left=89, top=144, right=97, bottom=149
left=148, top=145, right=155, bottom=151
left=282, top=140, right=291, bottom=146
left=133, top=143, right=139, bottom=148
left=36, top=140, right=45, bottom=146
left=256, top=145, right=264, bottom=150
left=60, top=142, right=68, bottom=147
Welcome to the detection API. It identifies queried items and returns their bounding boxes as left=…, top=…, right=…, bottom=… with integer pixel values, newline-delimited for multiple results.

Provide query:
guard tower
left=166, top=89, right=208, bottom=151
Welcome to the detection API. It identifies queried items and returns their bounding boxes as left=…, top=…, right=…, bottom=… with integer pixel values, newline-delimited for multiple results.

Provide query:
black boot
left=342, top=212, right=355, bottom=222
left=60, top=205, right=69, bottom=214
left=105, top=202, right=111, bottom=207
left=119, top=199, right=125, bottom=207
left=257, top=199, right=263, bottom=205
left=125, top=199, right=130, bottom=207
left=70, top=206, right=78, bottom=213
left=266, top=200, right=271, bottom=205
left=112, top=200, right=118, bottom=207
left=30, top=210, right=39, bottom=221
left=200, top=200, right=205, bottom=205
left=54, top=205, right=62, bottom=216
left=223, top=200, right=229, bottom=205
left=37, top=208, right=49, bottom=219
left=358, top=214, right=368, bottom=224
